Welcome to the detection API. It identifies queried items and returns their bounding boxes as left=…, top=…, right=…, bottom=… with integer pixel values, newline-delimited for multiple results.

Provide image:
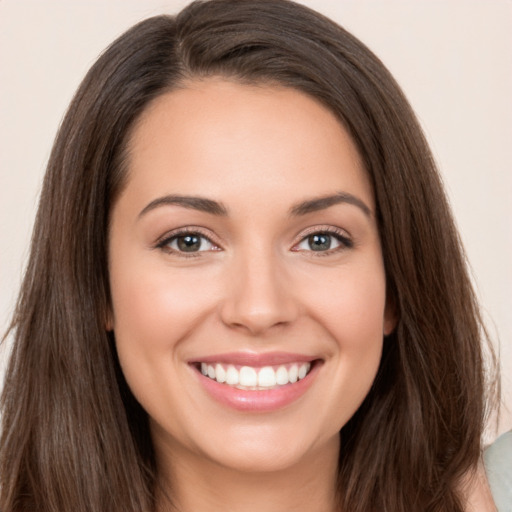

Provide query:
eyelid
left=154, top=224, right=353, bottom=256
left=154, top=226, right=223, bottom=254
left=291, top=225, right=353, bottom=252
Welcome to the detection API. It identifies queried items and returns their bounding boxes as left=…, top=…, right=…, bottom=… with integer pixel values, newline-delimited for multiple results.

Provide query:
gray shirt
left=484, top=431, right=512, bottom=512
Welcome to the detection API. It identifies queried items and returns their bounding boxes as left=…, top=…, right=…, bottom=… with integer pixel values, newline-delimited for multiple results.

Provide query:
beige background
left=1, top=0, right=511, bottom=438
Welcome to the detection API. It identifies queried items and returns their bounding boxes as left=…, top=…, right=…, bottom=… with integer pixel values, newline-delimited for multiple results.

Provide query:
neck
left=155, top=435, right=340, bottom=512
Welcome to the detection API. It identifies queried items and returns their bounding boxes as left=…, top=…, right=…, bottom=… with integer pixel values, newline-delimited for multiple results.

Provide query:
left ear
left=383, top=296, right=398, bottom=336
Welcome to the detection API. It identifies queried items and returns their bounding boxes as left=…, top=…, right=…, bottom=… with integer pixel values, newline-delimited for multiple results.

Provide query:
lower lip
left=192, top=363, right=320, bottom=412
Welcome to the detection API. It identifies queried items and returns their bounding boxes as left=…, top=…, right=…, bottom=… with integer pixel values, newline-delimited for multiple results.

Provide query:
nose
left=219, top=248, right=299, bottom=335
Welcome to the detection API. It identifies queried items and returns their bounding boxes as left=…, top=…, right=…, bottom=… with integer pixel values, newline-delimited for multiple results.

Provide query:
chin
left=195, top=423, right=339, bottom=475
left=208, top=445, right=312, bottom=474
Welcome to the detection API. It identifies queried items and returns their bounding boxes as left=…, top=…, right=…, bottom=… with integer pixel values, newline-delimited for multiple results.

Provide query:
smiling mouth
left=194, top=361, right=315, bottom=390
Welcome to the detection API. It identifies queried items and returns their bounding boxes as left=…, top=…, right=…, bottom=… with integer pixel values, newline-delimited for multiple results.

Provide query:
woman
left=0, top=1, right=499, bottom=510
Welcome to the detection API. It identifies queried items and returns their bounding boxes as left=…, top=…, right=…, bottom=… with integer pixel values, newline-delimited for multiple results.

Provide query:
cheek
left=327, top=273, right=386, bottom=386
left=108, top=261, right=219, bottom=425
left=304, top=261, right=387, bottom=350
left=298, top=259, right=386, bottom=420
left=110, top=259, right=218, bottom=353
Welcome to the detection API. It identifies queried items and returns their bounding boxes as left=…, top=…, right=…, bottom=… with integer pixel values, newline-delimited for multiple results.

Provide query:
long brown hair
left=0, top=1, right=496, bottom=510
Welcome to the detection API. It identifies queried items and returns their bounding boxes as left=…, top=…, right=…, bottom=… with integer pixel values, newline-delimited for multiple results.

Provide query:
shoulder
left=484, top=431, right=512, bottom=512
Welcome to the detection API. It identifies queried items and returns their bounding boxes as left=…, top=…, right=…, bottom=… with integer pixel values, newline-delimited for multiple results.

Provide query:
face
left=108, top=79, right=394, bottom=475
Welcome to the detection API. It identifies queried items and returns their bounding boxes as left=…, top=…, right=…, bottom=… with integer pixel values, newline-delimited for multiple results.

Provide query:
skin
left=461, top=461, right=497, bottom=512
left=107, top=78, right=493, bottom=511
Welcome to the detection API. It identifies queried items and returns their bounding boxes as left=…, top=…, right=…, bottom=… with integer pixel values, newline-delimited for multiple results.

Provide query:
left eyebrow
left=289, top=192, right=373, bottom=218
left=138, top=194, right=228, bottom=218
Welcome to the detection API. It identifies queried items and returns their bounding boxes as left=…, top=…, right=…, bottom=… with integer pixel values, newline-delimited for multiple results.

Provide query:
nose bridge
left=220, top=242, right=297, bottom=334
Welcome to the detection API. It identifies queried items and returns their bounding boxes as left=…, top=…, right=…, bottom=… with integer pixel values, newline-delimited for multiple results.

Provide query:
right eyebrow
left=138, top=195, right=229, bottom=218
left=289, top=192, right=372, bottom=218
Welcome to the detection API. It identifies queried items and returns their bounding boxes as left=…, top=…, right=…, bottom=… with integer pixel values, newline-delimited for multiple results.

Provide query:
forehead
left=122, top=78, right=374, bottom=212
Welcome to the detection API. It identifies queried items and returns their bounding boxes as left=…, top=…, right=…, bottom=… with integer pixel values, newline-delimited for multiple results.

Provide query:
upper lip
left=188, top=351, right=318, bottom=366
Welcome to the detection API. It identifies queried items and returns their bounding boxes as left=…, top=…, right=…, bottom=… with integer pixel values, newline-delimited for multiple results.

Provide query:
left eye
left=295, top=232, right=350, bottom=252
left=163, top=233, right=216, bottom=253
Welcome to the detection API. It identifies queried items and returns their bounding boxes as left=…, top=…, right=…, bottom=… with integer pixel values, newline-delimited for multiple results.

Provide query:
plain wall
left=1, top=0, right=511, bottom=437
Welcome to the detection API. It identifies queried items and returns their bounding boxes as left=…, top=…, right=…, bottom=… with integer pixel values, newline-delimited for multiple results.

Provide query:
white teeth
left=199, top=361, right=312, bottom=389
left=215, top=363, right=226, bottom=383
left=288, top=365, right=298, bottom=383
left=239, top=366, right=258, bottom=387
left=258, top=366, right=277, bottom=387
left=226, top=365, right=239, bottom=385
left=276, top=365, right=289, bottom=385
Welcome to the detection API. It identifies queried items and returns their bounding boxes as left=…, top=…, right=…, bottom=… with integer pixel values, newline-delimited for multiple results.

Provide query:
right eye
left=157, top=231, right=220, bottom=256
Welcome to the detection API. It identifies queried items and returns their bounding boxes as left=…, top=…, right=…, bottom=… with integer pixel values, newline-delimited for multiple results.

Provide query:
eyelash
left=155, top=227, right=220, bottom=258
left=291, top=227, right=353, bottom=255
left=155, top=226, right=353, bottom=258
